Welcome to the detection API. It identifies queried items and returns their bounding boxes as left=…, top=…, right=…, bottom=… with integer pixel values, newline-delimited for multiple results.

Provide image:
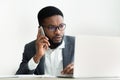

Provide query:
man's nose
left=54, top=28, right=61, bottom=34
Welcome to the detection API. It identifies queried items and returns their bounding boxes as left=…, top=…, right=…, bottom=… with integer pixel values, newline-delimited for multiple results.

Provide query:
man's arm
left=16, top=61, right=34, bottom=74
left=16, top=43, right=36, bottom=74
left=61, top=36, right=75, bottom=75
left=16, top=28, right=50, bottom=74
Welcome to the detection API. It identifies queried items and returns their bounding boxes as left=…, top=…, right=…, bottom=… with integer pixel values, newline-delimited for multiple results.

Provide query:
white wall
left=0, top=0, right=120, bottom=75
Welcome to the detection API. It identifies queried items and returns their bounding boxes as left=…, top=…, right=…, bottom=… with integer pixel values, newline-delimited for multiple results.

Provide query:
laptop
left=74, top=35, right=120, bottom=78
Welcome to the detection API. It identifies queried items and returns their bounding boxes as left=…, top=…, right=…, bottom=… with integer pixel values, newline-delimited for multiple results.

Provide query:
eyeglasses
left=44, top=23, right=66, bottom=32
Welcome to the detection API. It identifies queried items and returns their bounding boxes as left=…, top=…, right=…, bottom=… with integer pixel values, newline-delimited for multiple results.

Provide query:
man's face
left=42, top=15, right=65, bottom=44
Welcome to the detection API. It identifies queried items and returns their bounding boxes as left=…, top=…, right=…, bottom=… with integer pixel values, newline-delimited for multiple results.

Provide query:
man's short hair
left=37, top=6, right=64, bottom=27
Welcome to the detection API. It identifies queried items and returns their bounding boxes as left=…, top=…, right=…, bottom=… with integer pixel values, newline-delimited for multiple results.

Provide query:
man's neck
left=49, top=41, right=62, bottom=49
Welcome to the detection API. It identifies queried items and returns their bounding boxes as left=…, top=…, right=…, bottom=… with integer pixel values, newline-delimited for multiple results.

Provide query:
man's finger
left=61, top=63, right=74, bottom=74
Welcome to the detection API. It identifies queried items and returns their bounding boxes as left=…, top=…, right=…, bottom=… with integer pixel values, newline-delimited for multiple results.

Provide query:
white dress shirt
left=28, top=41, right=65, bottom=76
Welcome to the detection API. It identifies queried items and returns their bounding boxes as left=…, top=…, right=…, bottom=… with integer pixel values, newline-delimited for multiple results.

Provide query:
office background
left=0, top=0, right=120, bottom=75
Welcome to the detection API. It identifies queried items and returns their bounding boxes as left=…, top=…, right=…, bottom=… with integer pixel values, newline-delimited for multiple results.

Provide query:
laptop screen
left=74, top=35, right=120, bottom=78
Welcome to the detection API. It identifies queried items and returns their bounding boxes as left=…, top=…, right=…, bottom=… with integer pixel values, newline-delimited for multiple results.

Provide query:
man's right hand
left=33, top=28, right=50, bottom=63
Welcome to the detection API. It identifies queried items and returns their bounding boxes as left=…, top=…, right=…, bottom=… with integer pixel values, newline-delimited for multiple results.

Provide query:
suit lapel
left=62, top=44, right=72, bottom=69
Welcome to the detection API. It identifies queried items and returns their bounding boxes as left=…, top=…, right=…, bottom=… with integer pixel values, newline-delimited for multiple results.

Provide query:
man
left=16, top=6, right=75, bottom=76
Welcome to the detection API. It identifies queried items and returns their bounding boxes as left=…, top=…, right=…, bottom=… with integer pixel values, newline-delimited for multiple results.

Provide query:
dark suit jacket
left=16, top=35, right=75, bottom=75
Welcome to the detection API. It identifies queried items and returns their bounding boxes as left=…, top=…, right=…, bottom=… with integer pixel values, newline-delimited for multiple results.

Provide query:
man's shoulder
left=64, top=35, right=75, bottom=46
left=25, top=40, right=36, bottom=48
left=65, top=35, right=75, bottom=38
left=24, top=35, right=75, bottom=47
left=64, top=35, right=75, bottom=42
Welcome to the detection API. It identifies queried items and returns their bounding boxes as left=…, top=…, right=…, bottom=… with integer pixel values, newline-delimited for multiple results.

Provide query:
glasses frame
left=42, top=23, right=66, bottom=32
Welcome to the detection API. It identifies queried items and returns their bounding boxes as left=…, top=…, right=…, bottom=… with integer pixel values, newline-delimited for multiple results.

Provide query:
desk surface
left=0, top=77, right=120, bottom=80
left=0, top=75, right=120, bottom=80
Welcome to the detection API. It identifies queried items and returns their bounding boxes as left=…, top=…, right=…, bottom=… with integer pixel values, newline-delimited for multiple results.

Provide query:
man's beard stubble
left=46, top=35, right=64, bottom=49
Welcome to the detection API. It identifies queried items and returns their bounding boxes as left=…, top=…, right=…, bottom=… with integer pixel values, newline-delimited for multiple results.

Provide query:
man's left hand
left=61, top=63, right=74, bottom=74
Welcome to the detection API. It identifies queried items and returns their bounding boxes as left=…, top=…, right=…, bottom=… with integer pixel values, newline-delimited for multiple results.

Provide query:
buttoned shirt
left=28, top=41, right=65, bottom=76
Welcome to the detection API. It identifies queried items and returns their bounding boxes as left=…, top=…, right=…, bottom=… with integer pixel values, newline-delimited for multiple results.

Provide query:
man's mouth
left=53, top=36, right=62, bottom=42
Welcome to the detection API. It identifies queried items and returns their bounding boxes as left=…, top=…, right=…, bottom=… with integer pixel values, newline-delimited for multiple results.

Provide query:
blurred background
left=0, top=0, right=120, bottom=75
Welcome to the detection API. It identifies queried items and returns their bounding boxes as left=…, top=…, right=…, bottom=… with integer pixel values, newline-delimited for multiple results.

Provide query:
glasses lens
left=47, top=23, right=66, bottom=31
left=59, top=23, right=66, bottom=30
left=48, top=26, right=56, bottom=31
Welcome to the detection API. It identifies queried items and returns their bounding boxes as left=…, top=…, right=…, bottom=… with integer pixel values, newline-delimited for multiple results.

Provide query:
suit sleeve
left=16, top=44, right=35, bottom=74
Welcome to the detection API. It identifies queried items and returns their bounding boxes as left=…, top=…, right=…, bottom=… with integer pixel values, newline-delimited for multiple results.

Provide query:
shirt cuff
left=28, top=57, right=39, bottom=70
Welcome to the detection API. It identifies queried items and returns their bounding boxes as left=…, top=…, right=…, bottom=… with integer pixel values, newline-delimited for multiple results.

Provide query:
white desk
left=0, top=75, right=120, bottom=80
left=0, top=77, right=120, bottom=80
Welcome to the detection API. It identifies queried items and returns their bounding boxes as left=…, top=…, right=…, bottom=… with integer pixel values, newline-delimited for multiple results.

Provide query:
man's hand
left=61, top=63, right=74, bottom=74
left=33, top=28, right=50, bottom=63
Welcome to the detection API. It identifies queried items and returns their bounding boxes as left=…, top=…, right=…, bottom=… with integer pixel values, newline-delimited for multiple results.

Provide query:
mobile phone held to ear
left=39, top=26, right=45, bottom=36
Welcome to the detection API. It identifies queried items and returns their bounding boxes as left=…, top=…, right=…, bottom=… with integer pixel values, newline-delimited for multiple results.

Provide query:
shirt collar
left=48, top=40, right=65, bottom=51
left=57, top=40, right=65, bottom=49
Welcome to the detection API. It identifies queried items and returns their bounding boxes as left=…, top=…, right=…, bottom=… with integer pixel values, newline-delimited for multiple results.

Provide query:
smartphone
left=39, top=26, right=45, bottom=36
